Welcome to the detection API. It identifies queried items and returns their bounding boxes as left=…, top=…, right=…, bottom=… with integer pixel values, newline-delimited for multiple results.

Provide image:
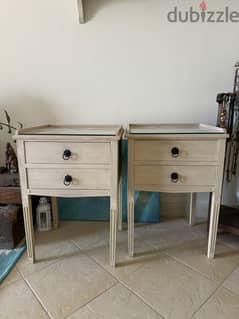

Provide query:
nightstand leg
left=51, top=197, right=59, bottom=229
left=23, top=195, right=35, bottom=263
left=128, top=189, right=134, bottom=257
left=188, top=193, right=196, bottom=226
left=207, top=192, right=220, bottom=259
left=118, top=177, right=123, bottom=231
left=109, top=202, right=117, bottom=267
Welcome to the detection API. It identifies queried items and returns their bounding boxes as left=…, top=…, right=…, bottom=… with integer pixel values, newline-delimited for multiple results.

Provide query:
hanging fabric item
left=234, top=62, right=239, bottom=93
left=217, top=63, right=239, bottom=236
left=217, top=62, right=239, bottom=182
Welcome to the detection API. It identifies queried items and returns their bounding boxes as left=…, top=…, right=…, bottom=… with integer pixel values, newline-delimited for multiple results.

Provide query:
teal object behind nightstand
left=59, top=139, right=160, bottom=222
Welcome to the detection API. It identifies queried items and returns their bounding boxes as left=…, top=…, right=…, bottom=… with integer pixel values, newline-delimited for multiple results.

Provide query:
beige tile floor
left=0, top=218, right=239, bottom=319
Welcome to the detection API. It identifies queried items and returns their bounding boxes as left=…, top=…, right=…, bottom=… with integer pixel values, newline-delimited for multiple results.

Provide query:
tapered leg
left=109, top=199, right=118, bottom=267
left=207, top=138, right=226, bottom=259
left=23, top=194, right=35, bottom=263
left=109, top=140, right=119, bottom=267
left=51, top=197, right=59, bottom=229
left=207, top=192, right=213, bottom=235
left=128, top=188, right=134, bottom=257
left=188, top=193, right=196, bottom=226
left=118, top=177, right=123, bottom=231
left=207, top=192, right=220, bottom=259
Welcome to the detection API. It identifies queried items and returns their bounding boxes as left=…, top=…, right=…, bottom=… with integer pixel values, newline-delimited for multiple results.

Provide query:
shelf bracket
left=77, top=0, right=85, bottom=23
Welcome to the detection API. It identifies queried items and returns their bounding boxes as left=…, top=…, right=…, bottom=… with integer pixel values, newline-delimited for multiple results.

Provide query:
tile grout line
left=17, top=240, right=118, bottom=319
left=0, top=267, right=22, bottom=290
left=73, top=236, right=239, bottom=319
left=12, top=223, right=237, bottom=319
left=63, top=282, right=118, bottom=319
left=190, top=261, right=239, bottom=319
left=189, top=285, right=225, bottom=319
left=216, top=239, right=239, bottom=253
left=71, top=237, right=157, bottom=281
left=15, top=239, right=78, bottom=278
left=16, top=258, right=59, bottom=278
left=223, top=285, right=239, bottom=298
left=217, top=237, right=239, bottom=251
left=85, top=251, right=166, bottom=319
left=161, top=246, right=239, bottom=318
left=163, top=251, right=224, bottom=284
left=130, top=240, right=219, bottom=285
left=16, top=264, right=53, bottom=319
left=116, top=278, right=167, bottom=319
left=148, top=238, right=239, bottom=286
left=71, top=231, right=238, bottom=319
left=71, top=239, right=166, bottom=319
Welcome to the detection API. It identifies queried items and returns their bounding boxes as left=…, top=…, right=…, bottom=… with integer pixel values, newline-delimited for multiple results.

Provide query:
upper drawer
left=25, top=142, right=111, bottom=164
left=134, top=140, right=220, bottom=162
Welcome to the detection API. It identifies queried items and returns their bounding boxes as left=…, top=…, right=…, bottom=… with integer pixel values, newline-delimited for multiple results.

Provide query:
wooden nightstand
left=14, top=125, right=123, bottom=267
left=126, top=123, right=228, bottom=259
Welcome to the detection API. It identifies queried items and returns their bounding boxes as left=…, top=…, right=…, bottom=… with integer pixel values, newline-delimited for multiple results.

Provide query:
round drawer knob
left=63, top=149, right=72, bottom=160
left=171, top=147, right=179, bottom=158
left=170, top=172, right=179, bottom=183
left=64, top=175, right=72, bottom=186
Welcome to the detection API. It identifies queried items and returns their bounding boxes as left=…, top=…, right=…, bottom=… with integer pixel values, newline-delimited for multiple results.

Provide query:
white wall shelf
left=77, top=0, right=85, bottom=23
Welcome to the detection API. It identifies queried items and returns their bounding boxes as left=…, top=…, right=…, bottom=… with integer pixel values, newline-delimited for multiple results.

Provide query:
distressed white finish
left=27, top=167, right=111, bottom=189
left=126, top=123, right=227, bottom=260
left=134, top=140, right=220, bottom=162
left=134, top=165, right=217, bottom=187
left=14, top=125, right=123, bottom=267
left=25, top=142, right=111, bottom=164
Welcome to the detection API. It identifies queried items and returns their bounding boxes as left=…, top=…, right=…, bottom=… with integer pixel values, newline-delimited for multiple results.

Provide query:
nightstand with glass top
left=126, top=123, right=228, bottom=260
left=14, top=125, right=123, bottom=267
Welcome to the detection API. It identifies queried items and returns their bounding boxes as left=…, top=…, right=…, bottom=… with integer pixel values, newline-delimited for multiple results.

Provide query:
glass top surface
left=19, top=126, right=119, bottom=136
left=128, top=124, right=225, bottom=134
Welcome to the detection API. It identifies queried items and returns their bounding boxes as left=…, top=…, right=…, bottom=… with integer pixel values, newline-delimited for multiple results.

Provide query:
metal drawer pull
left=63, top=149, right=72, bottom=160
left=170, top=172, right=179, bottom=183
left=64, top=175, right=72, bottom=186
left=171, top=147, right=179, bottom=158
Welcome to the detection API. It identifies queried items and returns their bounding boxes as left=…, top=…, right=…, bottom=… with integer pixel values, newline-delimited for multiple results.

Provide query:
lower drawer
left=27, top=168, right=111, bottom=190
left=134, top=165, right=217, bottom=187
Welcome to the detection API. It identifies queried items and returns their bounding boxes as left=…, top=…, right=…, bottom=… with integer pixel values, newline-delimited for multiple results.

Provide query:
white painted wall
left=0, top=0, right=239, bottom=208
